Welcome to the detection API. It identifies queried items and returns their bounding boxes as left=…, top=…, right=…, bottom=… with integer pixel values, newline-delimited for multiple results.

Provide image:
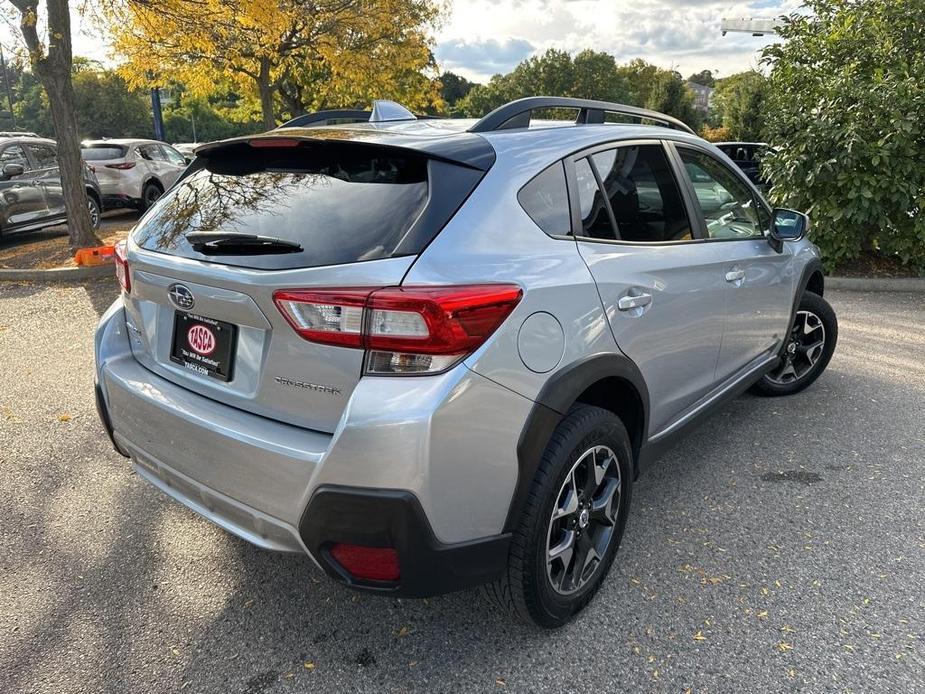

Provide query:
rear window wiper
left=185, top=232, right=303, bottom=255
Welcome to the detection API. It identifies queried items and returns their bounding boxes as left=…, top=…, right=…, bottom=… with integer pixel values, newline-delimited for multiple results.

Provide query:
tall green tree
left=439, top=71, right=475, bottom=115
left=762, top=0, right=925, bottom=272
left=456, top=50, right=704, bottom=128
left=7, top=0, right=100, bottom=249
left=711, top=71, right=768, bottom=141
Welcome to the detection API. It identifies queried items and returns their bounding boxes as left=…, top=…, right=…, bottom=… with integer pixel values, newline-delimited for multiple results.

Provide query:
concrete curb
left=0, top=263, right=114, bottom=283
left=826, top=276, right=925, bottom=293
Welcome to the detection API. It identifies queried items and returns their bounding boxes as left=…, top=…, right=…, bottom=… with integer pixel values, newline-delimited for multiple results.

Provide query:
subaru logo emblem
left=168, top=284, right=195, bottom=310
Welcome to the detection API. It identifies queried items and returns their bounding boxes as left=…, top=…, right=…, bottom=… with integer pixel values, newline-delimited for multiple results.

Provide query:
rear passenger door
left=672, top=146, right=792, bottom=382
left=570, top=141, right=729, bottom=436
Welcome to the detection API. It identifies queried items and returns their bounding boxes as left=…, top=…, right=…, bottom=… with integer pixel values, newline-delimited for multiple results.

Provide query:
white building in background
left=687, top=82, right=714, bottom=114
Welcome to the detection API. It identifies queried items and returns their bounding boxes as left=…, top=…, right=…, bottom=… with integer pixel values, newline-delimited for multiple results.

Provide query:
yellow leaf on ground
left=693, top=630, right=707, bottom=641
left=304, top=661, right=315, bottom=671
left=58, top=413, right=71, bottom=422
left=757, top=610, right=768, bottom=619
left=776, top=642, right=793, bottom=652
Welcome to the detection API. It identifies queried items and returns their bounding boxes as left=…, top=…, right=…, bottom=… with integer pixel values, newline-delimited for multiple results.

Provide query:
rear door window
left=138, top=144, right=166, bottom=162
left=28, top=144, right=57, bottom=169
left=590, top=145, right=692, bottom=243
left=132, top=140, right=481, bottom=270
left=517, top=162, right=570, bottom=236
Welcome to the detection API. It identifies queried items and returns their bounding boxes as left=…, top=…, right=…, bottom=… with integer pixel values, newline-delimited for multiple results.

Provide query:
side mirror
left=2, top=162, right=24, bottom=179
left=769, top=208, right=808, bottom=251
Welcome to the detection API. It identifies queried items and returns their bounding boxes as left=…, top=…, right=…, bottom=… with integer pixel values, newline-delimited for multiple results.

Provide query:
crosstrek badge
left=187, top=324, right=217, bottom=355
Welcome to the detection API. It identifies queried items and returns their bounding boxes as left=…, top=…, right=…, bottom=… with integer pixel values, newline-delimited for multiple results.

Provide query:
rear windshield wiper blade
left=185, top=232, right=303, bottom=255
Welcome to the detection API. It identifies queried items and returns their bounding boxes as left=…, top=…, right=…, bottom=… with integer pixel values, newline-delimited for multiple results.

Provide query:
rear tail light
left=273, top=284, right=522, bottom=375
left=114, top=240, right=130, bottom=292
left=329, top=543, right=400, bottom=582
left=105, top=162, right=136, bottom=170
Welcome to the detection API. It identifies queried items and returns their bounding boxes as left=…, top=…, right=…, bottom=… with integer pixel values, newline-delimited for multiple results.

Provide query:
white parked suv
left=81, top=139, right=188, bottom=211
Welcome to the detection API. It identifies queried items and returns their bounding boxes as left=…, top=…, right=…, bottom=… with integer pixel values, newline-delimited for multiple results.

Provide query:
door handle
left=617, top=293, right=652, bottom=311
left=725, top=269, right=746, bottom=283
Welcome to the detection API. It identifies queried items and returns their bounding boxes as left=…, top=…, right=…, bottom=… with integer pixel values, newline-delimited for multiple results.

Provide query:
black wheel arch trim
left=785, top=259, right=824, bottom=349
left=505, top=352, right=650, bottom=533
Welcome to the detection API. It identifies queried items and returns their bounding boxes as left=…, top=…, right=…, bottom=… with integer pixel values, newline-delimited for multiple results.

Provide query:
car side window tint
left=1, top=145, right=29, bottom=170
left=517, top=161, right=571, bottom=236
left=590, top=145, right=693, bottom=243
left=679, top=149, right=764, bottom=240
left=28, top=144, right=57, bottom=168
left=574, top=156, right=617, bottom=239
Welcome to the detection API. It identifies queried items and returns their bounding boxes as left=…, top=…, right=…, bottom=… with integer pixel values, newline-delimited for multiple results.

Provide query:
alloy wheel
left=766, top=310, right=826, bottom=385
left=546, top=445, right=622, bottom=595
left=87, top=199, right=100, bottom=229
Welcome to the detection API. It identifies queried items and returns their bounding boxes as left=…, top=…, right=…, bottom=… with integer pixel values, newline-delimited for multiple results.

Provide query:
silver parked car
left=94, top=98, right=837, bottom=627
left=81, top=139, right=188, bottom=211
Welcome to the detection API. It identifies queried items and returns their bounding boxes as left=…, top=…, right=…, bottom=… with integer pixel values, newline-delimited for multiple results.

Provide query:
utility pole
left=0, top=44, right=16, bottom=128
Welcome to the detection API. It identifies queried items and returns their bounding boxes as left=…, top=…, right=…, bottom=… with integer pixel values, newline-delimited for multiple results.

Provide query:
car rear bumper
left=94, top=300, right=532, bottom=595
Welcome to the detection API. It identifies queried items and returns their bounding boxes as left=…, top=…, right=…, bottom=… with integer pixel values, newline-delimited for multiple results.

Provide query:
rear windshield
left=132, top=140, right=453, bottom=270
left=82, top=145, right=128, bottom=160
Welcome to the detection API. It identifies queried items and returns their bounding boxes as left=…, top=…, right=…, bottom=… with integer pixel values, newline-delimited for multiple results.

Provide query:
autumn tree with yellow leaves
left=106, top=0, right=446, bottom=130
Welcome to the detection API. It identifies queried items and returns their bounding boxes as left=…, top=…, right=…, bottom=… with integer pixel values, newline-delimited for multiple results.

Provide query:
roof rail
left=468, top=96, right=696, bottom=135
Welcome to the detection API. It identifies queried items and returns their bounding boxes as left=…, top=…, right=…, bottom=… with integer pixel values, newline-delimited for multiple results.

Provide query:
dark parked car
left=0, top=136, right=102, bottom=238
left=715, top=142, right=771, bottom=189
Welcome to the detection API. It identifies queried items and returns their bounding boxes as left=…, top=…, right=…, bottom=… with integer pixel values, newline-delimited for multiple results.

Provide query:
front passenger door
left=0, top=144, right=48, bottom=228
left=674, top=146, right=792, bottom=382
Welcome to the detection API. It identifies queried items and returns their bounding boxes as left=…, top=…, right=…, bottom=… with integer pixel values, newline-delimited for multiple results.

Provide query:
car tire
left=140, top=182, right=163, bottom=212
left=751, top=291, right=838, bottom=397
left=87, top=196, right=101, bottom=231
left=484, top=404, right=633, bottom=628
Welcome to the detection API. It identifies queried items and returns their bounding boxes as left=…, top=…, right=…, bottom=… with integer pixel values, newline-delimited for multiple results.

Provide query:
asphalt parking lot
left=0, top=280, right=922, bottom=693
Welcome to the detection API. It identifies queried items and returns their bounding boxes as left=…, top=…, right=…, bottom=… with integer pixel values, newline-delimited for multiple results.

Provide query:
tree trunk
left=10, top=0, right=100, bottom=250
left=258, top=57, right=276, bottom=130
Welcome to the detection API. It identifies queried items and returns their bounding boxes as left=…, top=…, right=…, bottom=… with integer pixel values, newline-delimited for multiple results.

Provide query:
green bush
left=762, top=0, right=925, bottom=274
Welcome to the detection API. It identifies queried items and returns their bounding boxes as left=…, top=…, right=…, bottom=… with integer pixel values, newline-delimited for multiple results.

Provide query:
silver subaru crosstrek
left=95, top=98, right=837, bottom=627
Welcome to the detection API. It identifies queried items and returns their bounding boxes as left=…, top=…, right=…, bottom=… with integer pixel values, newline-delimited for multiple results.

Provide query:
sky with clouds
left=5, top=1, right=802, bottom=85
left=433, top=0, right=803, bottom=82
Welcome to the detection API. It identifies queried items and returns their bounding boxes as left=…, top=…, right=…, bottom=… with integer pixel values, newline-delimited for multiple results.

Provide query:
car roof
left=82, top=139, right=168, bottom=147
left=0, top=136, right=56, bottom=146
left=199, top=117, right=709, bottom=172
left=714, top=142, right=768, bottom=148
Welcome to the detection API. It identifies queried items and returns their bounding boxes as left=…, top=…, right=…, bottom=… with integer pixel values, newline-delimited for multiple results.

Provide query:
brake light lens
left=114, top=240, right=130, bottom=293
left=105, top=161, right=136, bottom=170
left=249, top=138, right=301, bottom=148
left=273, top=284, right=522, bottom=375
left=329, top=543, right=400, bottom=582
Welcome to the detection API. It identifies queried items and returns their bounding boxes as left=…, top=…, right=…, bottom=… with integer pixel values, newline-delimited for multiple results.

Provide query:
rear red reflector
left=329, top=543, right=400, bottom=582
left=114, top=240, right=130, bottom=292
left=248, top=138, right=301, bottom=148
